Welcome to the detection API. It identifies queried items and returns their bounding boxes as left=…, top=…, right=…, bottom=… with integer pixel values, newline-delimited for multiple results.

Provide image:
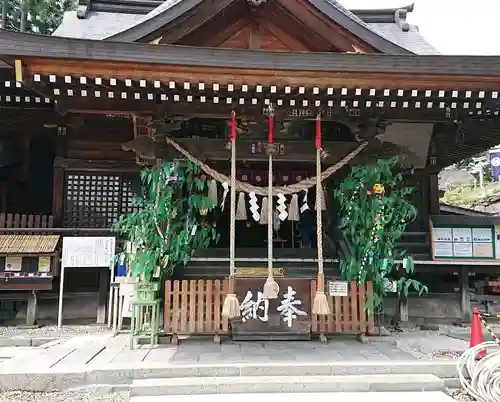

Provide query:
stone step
left=129, top=374, right=445, bottom=396
left=0, top=361, right=458, bottom=392
left=131, top=391, right=457, bottom=402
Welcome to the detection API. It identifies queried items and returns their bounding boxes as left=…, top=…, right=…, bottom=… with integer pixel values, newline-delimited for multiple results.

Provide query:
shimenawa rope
left=165, top=136, right=367, bottom=196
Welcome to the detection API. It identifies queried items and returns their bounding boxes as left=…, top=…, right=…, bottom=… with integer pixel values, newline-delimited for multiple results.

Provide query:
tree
left=334, top=157, right=427, bottom=311
left=113, top=160, right=219, bottom=281
left=1, top=0, right=75, bottom=35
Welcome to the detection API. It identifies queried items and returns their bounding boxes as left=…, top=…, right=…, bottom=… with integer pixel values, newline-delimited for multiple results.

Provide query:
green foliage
left=334, top=157, right=427, bottom=310
left=113, top=160, right=219, bottom=281
left=2, top=0, right=75, bottom=34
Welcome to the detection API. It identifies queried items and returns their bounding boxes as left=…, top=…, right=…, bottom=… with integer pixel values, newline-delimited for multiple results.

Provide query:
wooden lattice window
left=64, top=172, right=140, bottom=228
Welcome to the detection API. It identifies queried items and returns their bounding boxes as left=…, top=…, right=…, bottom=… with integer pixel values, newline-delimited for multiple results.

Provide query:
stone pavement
left=0, top=331, right=467, bottom=392
left=0, top=330, right=473, bottom=372
left=0, top=333, right=416, bottom=371
left=170, top=337, right=416, bottom=363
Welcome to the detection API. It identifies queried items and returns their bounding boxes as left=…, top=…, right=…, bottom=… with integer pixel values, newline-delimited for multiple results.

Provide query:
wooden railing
left=0, top=213, right=54, bottom=230
left=163, top=279, right=229, bottom=344
left=311, top=280, right=375, bottom=338
left=163, top=278, right=375, bottom=343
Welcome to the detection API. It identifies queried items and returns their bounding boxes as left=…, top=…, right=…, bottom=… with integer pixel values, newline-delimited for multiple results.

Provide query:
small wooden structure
left=430, top=214, right=500, bottom=321
left=0, top=218, right=59, bottom=325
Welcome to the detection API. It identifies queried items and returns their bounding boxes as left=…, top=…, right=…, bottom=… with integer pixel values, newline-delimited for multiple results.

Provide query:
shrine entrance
left=164, top=117, right=354, bottom=251
left=155, top=114, right=374, bottom=342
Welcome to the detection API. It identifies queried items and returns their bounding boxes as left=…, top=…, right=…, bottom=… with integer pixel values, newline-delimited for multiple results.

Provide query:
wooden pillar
left=52, top=165, right=64, bottom=226
left=397, top=295, right=409, bottom=323
left=25, top=290, right=38, bottom=326
left=97, top=268, right=109, bottom=324
left=429, top=174, right=440, bottom=215
left=460, top=266, right=472, bottom=321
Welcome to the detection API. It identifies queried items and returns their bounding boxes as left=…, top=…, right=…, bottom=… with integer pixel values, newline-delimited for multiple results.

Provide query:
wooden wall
left=52, top=115, right=137, bottom=226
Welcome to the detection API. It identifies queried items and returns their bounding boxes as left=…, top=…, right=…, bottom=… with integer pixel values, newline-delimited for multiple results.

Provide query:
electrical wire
left=458, top=341, right=500, bottom=402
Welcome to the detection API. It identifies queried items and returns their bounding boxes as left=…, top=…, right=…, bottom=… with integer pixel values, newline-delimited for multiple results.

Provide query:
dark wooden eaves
left=2, top=30, right=500, bottom=77
left=439, top=203, right=492, bottom=217
left=431, top=214, right=500, bottom=226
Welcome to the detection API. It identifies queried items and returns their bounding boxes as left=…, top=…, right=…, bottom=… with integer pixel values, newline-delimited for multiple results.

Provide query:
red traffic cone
left=470, top=307, right=486, bottom=359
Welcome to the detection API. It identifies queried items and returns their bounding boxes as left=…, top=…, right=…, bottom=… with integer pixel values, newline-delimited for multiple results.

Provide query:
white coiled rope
left=458, top=341, right=500, bottom=402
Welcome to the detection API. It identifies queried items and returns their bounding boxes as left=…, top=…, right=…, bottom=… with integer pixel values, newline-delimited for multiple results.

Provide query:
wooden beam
left=22, top=57, right=500, bottom=90
left=54, top=156, right=140, bottom=172
left=157, top=138, right=362, bottom=163
left=65, top=102, right=455, bottom=123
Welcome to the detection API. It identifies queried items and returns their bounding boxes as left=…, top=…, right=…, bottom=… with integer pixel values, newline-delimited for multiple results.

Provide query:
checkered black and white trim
left=22, top=74, right=500, bottom=110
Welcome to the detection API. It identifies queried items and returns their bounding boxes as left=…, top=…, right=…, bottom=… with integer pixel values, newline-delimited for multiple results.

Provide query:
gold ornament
left=373, top=183, right=385, bottom=194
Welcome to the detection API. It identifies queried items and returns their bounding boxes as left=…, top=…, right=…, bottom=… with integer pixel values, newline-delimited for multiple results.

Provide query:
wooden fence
left=164, top=279, right=229, bottom=344
left=0, top=213, right=54, bottom=230
left=164, top=279, right=375, bottom=343
left=310, top=280, right=375, bottom=337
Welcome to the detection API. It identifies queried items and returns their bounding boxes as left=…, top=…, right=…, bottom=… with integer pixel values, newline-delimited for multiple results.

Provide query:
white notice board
left=328, top=281, right=348, bottom=297
left=59, top=236, right=116, bottom=329
left=62, top=237, right=116, bottom=268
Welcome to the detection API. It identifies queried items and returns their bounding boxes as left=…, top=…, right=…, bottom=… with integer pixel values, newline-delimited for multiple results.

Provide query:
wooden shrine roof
left=54, top=0, right=438, bottom=55
left=0, top=30, right=499, bottom=170
left=104, top=0, right=410, bottom=54
left=0, top=30, right=494, bottom=79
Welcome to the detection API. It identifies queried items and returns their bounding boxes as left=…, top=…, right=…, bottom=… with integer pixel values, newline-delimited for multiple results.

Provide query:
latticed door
left=63, top=171, right=140, bottom=228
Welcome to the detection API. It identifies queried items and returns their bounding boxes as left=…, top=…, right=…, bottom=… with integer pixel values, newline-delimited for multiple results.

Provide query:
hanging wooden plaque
left=232, top=278, right=311, bottom=340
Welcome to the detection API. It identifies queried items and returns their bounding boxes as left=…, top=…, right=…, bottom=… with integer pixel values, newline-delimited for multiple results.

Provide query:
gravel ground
left=0, top=325, right=111, bottom=338
left=373, top=325, right=469, bottom=360
left=440, top=322, right=500, bottom=335
left=0, top=391, right=127, bottom=402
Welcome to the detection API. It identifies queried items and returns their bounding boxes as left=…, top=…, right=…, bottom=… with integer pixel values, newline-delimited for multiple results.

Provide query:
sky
left=341, top=0, right=500, bottom=55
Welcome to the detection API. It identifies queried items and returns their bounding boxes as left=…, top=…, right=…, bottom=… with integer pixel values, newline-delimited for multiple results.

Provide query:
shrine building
left=0, top=0, right=498, bottom=330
